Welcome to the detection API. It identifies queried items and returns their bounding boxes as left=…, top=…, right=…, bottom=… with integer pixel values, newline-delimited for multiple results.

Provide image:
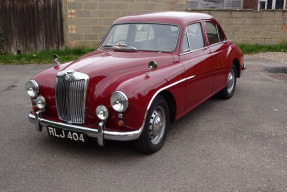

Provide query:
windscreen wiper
left=102, top=44, right=114, bottom=48
left=102, top=44, right=137, bottom=52
left=113, top=44, right=137, bottom=52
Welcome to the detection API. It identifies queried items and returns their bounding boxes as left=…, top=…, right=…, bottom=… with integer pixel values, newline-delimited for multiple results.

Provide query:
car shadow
left=35, top=96, right=228, bottom=159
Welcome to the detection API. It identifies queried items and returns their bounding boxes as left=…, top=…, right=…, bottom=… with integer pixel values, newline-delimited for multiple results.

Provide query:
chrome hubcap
left=149, top=106, right=166, bottom=145
left=227, top=69, right=235, bottom=94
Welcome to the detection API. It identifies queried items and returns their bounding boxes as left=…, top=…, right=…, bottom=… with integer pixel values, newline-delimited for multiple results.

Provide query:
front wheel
left=135, top=95, right=169, bottom=154
left=218, top=63, right=237, bottom=99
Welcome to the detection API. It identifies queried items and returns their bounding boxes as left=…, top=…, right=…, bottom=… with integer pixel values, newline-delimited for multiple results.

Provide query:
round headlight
left=35, top=96, right=46, bottom=109
left=110, top=91, right=129, bottom=112
left=25, top=80, right=39, bottom=98
left=96, top=105, right=109, bottom=120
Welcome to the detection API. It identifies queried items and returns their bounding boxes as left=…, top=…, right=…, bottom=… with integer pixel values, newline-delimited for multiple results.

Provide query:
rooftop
left=114, top=12, right=214, bottom=26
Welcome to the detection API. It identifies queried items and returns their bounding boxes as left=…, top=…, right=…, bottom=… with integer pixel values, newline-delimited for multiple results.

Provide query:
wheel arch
left=158, top=90, right=176, bottom=124
left=232, top=58, right=240, bottom=78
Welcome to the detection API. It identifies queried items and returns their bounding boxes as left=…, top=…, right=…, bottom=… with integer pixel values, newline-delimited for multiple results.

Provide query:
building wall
left=65, top=0, right=186, bottom=48
left=196, top=9, right=287, bottom=45
left=187, top=0, right=242, bottom=9
left=243, top=0, right=257, bottom=10
left=243, top=0, right=287, bottom=10
left=64, top=0, right=287, bottom=48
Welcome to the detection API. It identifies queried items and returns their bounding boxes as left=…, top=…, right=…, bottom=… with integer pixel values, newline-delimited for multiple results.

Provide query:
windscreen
left=101, top=23, right=179, bottom=52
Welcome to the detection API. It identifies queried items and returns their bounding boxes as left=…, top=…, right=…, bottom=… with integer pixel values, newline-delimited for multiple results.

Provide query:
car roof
left=114, top=12, right=214, bottom=26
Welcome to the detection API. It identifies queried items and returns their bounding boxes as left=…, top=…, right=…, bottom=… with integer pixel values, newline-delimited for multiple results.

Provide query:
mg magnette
left=26, top=12, right=245, bottom=154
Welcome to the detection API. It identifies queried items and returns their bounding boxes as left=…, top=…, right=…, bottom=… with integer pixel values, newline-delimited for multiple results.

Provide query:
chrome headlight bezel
left=96, top=105, right=109, bottom=120
left=25, top=80, right=39, bottom=98
left=110, top=91, right=129, bottom=113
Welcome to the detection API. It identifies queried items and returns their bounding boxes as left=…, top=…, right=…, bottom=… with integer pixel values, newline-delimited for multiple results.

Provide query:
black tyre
left=218, top=63, right=237, bottom=99
left=135, top=95, right=169, bottom=154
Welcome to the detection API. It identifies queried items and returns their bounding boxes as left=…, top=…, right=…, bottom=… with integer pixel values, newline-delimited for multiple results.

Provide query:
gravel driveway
left=255, top=52, right=287, bottom=64
left=0, top=53, right=286, bottom=192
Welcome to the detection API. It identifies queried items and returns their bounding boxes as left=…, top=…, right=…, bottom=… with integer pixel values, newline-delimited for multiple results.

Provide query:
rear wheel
left=135, top=95, right=169, bottom=154
left=218, top=63, right=237, bottom=99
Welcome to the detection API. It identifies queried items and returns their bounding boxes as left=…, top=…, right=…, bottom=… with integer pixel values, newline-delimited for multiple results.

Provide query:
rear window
left=205, top=22, right=225, bottom=45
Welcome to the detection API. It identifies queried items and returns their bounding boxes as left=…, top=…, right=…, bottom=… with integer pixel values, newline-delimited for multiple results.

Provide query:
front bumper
left=28, top=111, right=143, bottom=146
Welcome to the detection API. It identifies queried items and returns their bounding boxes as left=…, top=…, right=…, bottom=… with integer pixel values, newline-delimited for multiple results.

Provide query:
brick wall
left=197, top=9, right=287, bottom=45
left=63, top=0, right=287, bottom=48
left=243, top=0, right=257, bottom=10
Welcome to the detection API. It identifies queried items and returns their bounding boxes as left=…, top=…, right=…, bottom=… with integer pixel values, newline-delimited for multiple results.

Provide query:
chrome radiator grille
left=55, top=70, right=89, bottom=124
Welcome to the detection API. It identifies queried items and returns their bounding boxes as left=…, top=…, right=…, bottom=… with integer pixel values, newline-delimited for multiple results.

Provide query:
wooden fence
left=0, top=0, right=64, bottom=53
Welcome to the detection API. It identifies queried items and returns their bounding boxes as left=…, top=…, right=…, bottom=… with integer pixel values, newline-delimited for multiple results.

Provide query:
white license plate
left=47, top=127, right=86, bottom=143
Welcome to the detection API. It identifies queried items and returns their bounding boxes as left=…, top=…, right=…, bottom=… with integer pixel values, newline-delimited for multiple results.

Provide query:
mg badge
left=65, top=70, right=74, bottom=81
left=65, top=74, right=72, bottom=81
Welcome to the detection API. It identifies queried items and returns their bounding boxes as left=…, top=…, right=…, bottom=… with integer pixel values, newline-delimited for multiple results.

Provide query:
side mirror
left=146, top=61, right=157, bottom=76
left=148, top=61, right=157, bottom=71
left=53, top=54, right=60, bottom=66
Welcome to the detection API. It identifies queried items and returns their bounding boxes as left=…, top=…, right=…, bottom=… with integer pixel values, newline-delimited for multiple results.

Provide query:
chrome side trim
left=208, top=40, right=228, bottom=48
left=180, top=47, right=207, bottom=56
left=139, top=75, right=196, bottom=133
left=146, top=75, right=195, bottom=111
left=186, top=75, right=196, bottom=80
left=179, top=41, right=228, bottom=56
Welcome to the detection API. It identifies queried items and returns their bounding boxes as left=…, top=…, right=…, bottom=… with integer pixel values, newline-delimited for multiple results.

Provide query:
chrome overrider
left=28, top=111, right=143, bottom=146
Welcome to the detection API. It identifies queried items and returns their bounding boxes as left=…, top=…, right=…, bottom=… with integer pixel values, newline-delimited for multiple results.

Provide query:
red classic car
left=26, top=12, right=245, bottom=154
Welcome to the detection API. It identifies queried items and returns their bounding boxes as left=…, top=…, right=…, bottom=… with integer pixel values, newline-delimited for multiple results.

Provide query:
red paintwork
left=30, top=12, right=244, bottom=132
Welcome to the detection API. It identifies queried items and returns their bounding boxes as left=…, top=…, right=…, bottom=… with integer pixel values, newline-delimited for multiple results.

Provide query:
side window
left=205, top=22, right=225, bottom=45
left=218, top=27, right=225, bottom=42
left=182, top=23, right=204, bottom=52
left=182, top=32, right=189, bottom=52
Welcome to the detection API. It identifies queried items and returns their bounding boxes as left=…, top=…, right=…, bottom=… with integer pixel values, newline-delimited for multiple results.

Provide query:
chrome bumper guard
left=28, top=112, right=142, bottom=146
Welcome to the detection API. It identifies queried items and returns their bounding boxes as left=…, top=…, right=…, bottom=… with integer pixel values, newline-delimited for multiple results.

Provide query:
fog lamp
left=96, top=105, right=109, bottom=120
left=35, top=96, right=46, bottom=109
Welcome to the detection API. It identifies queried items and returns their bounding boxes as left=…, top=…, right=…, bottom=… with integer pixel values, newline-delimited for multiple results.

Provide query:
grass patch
left=0, top=47, right=95, bottom=64
left=0, top=43, right=287, bottom=64
left=237, top=43, right=287, bottom=54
